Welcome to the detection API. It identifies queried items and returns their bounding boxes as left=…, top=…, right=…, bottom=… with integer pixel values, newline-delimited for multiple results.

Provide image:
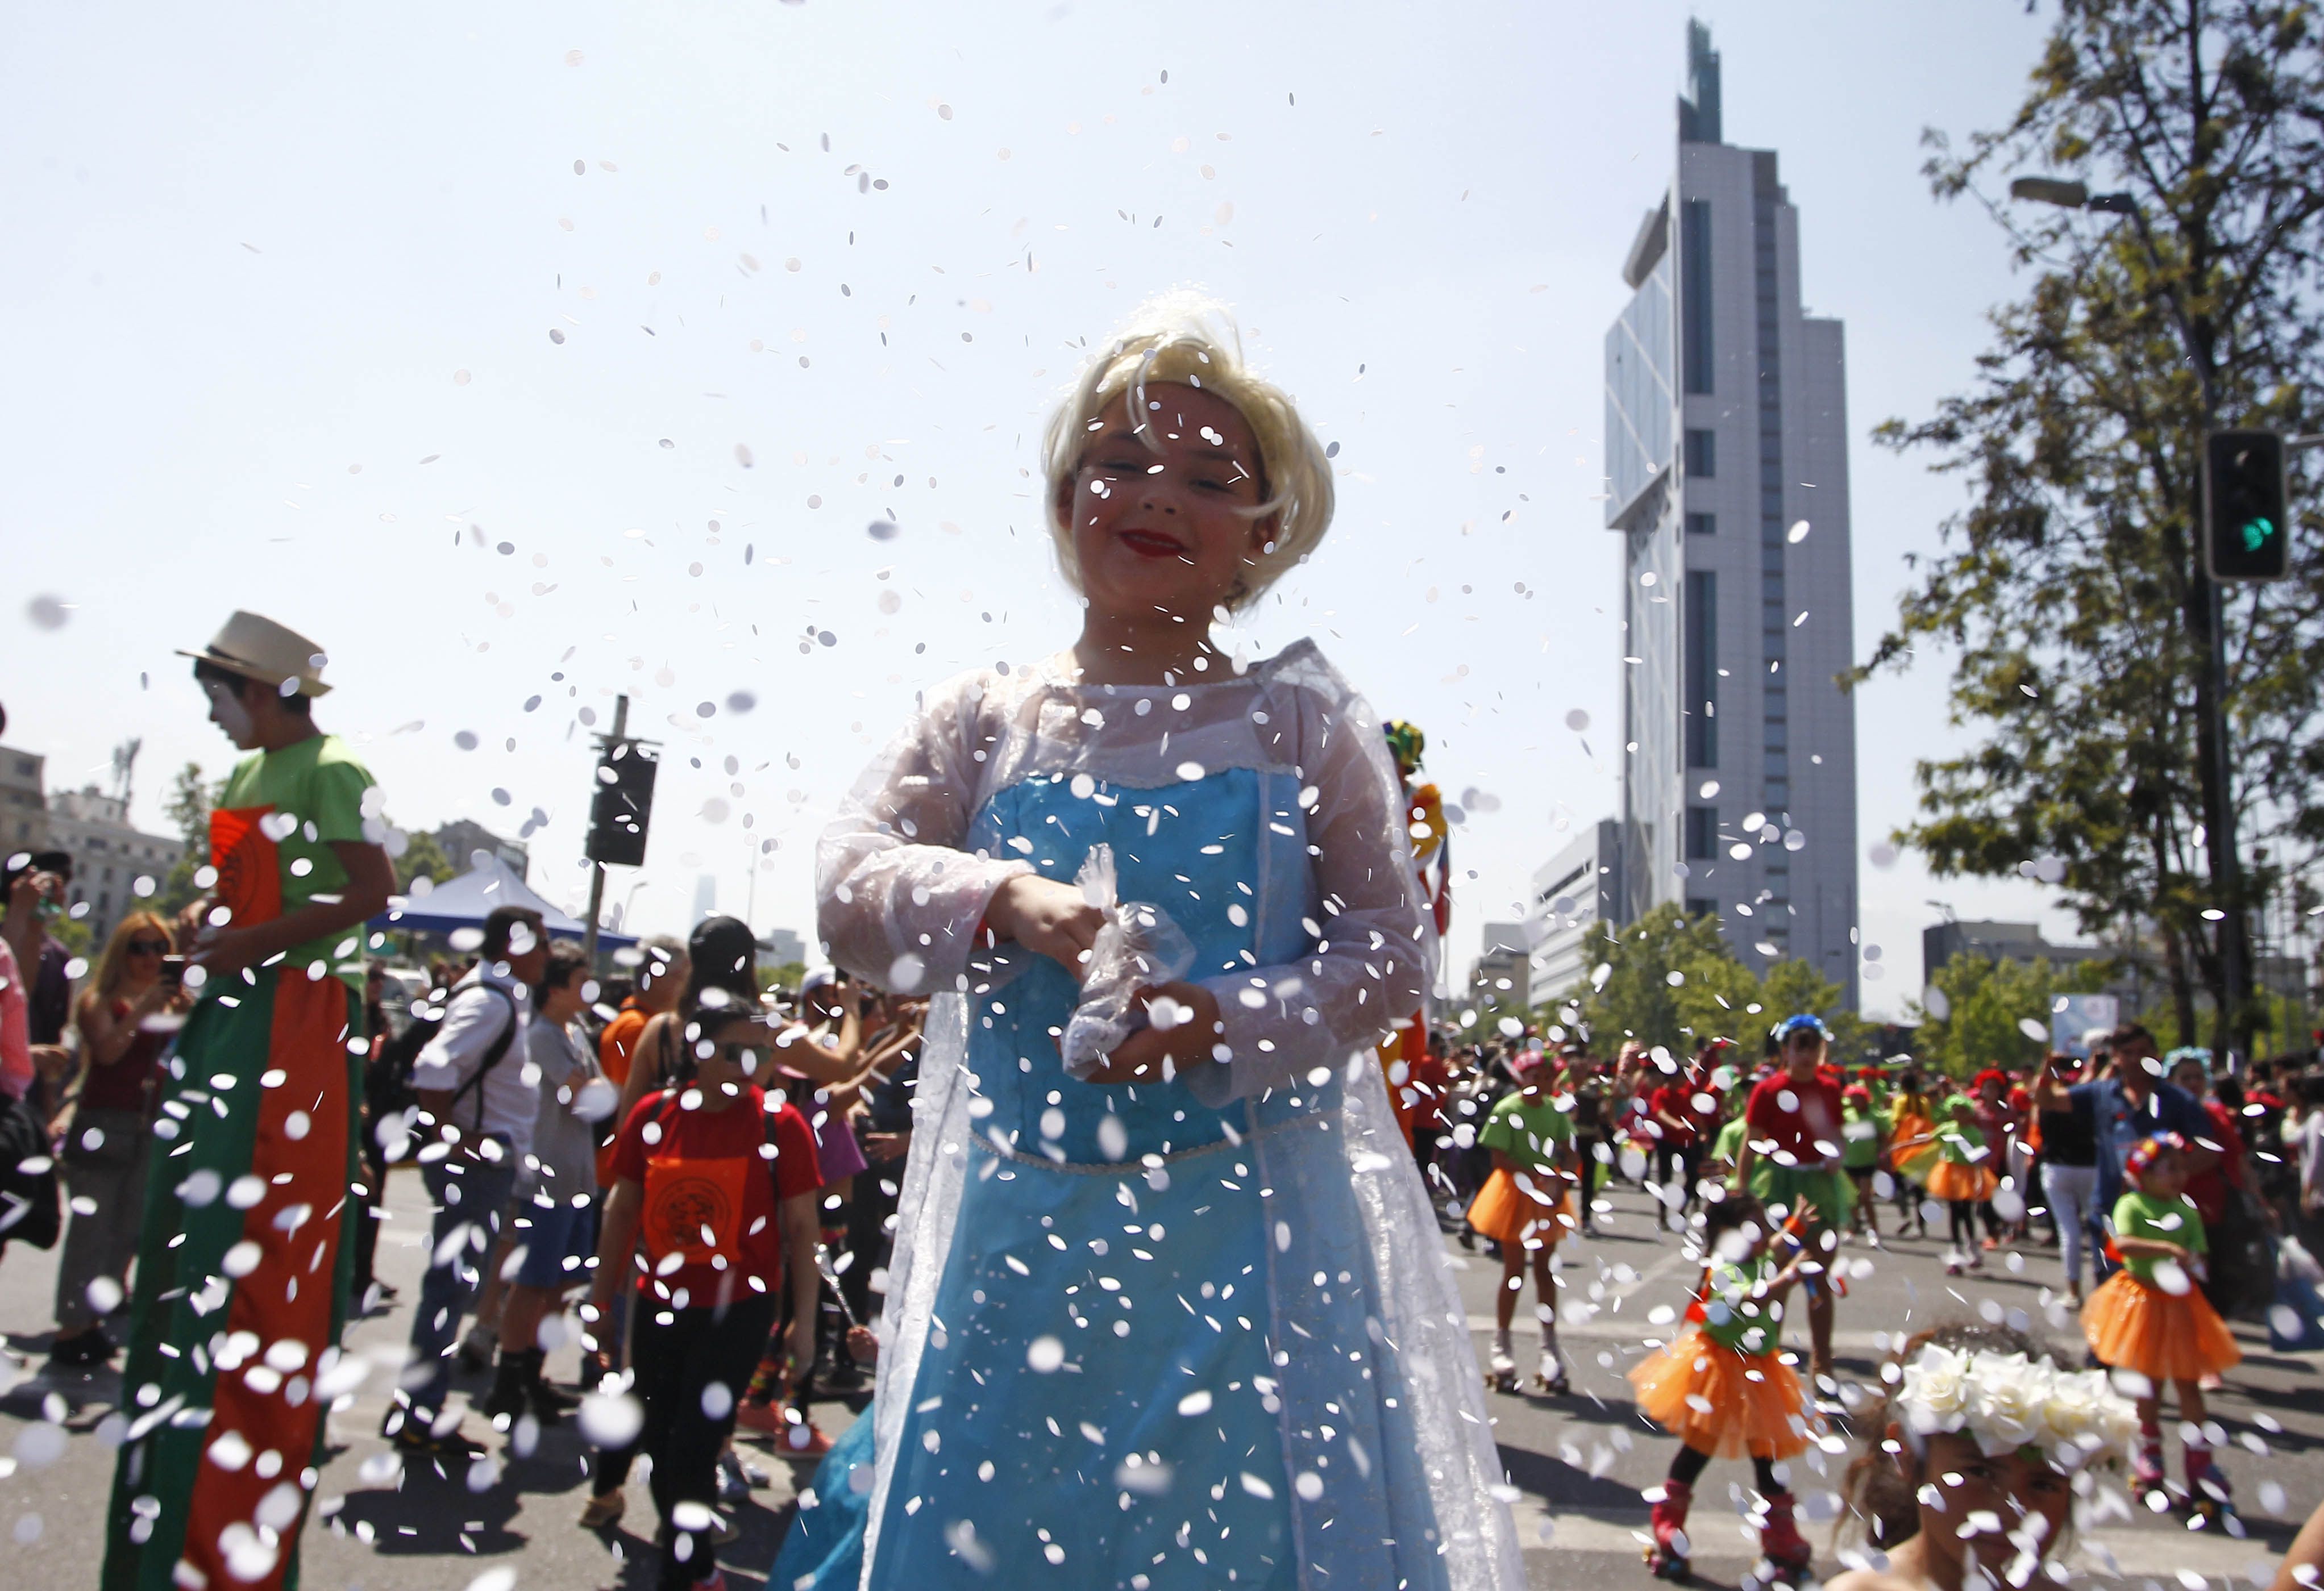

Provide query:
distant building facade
left=1603, top=22, right=1861, bottom=1005
left=47, top=786, right=180, bottom=949
left=1526, top=820, right=1625, bottom=1006
left=434, top=818, right=529, bottom=880
left=1922, top=918, right=2307, bottom=1018
left=1469, top=922, right=1532, bottom=1011
left=760, top=927, right=808, bottom=968
left=1, top=745, right=48, bottom=857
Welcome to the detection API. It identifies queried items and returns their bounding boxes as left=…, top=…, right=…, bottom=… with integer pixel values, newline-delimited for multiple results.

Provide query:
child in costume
left=1841, top=1084, right=1886, bottom=1245
left=1828, top=1323, right=2138, bottom=1591
left=1885, top=1069, right=1939, bottom=1238
left=1629, top=1194, right=1820, bottom=1584
left=1927, top=1096, right=1999, bottom=1274
left=1465, top=1051, right=1576, bottom=1394
left=2081, top=1132, right=2242, bottom=1517
left=776, top=294, right=1523, bottom=1590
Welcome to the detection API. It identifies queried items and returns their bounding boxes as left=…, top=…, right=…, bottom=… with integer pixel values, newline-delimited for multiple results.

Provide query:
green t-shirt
left=1697, top=1255, right=1782, bottom=1356
left=1841, top=1103, right=1884, bottom=1170
left=2110, top=1189, right=2206, bottom=1285
left=1477, top=1091, right=1575, bottom=1179
left=1935, top=1117, right=1987, bottom=1167
left=214, top=732, right=378, bottom=989
left=1712, top=1114, right=1749, bottom=1165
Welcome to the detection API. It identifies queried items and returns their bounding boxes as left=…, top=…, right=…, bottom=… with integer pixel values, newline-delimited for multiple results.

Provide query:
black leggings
left=1669, top=1442, right=1784, bottom=1496
left=593, top=1293, right=778, bottom=1590
left=1948, top=1199, right=1980, bottom=1248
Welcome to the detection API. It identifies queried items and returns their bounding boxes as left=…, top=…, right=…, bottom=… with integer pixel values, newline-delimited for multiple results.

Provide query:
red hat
left=1972, top=1068, right=2009, bottom=1093
left=1844, top=1084, right=1872, bottom=1105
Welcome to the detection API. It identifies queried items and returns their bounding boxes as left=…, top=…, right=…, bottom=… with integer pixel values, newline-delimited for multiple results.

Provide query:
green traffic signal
left=2205, top=430, right=2291, bottom=582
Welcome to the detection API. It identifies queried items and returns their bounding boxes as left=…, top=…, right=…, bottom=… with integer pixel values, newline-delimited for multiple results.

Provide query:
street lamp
left=2007, top=176, right=2140, bottom=215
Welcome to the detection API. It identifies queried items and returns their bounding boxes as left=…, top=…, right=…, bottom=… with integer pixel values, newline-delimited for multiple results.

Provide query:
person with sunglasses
left=1733, top=1013, right=1853, bottom=1401
left=49, top=911, right=188, bottom=1367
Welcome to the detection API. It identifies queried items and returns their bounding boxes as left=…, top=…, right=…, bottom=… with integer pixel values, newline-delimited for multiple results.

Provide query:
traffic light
left=585, top=742, right=658, bottom=868
left=2204, top=428, right=2290, bottom=582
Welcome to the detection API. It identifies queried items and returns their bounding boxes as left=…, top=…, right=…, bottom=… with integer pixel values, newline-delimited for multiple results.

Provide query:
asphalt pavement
left=3, top=1167, right=2319, bottom=1590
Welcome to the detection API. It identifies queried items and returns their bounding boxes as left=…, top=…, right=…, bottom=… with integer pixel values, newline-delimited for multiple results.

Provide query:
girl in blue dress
left=775, top=294, right=1522, bottom=1590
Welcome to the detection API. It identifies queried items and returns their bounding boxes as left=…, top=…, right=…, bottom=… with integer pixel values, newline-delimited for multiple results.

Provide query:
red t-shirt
left=609, top=1084, right=824, bottom=1309
left=2185, top=1099, right=2246, bottom=1227
left=1651, top=1079, right=1722, bottom=1146
left=1402, top=1054, right=1452, bottom=1136
left=1745, top=1071, right=1846, bottom=1169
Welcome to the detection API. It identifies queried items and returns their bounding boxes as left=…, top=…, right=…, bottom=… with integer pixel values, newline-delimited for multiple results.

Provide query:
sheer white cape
left=817, top=639, right=1524, bottom=1589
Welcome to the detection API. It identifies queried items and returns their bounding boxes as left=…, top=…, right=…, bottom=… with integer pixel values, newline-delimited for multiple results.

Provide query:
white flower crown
left=1894, top=1344, right=2140, bottom=1467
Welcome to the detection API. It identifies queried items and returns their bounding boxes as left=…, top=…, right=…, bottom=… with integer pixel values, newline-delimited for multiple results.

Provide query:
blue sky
left=1, top=0, right=2073, bottom=1017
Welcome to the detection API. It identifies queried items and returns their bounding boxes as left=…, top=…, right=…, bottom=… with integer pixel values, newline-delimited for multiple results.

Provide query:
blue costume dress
left=783, top=641, right=1523, bottom=1591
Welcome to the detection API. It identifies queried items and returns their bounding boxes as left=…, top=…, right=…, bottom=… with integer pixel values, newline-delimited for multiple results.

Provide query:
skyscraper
left=1602, top=21, right=1860, bottom=1006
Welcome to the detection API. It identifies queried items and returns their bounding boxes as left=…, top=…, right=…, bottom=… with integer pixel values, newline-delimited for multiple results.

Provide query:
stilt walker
left=103, top=613, right=395, bottom=1591
left=1379, top=719, right=1450, bottom=1144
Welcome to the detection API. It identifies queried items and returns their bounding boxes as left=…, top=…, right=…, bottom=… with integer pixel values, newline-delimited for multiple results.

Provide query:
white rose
left=1965, top=1356, right=2043, bottom=1454
left=1898, top=1344, right=1970, bottom=1434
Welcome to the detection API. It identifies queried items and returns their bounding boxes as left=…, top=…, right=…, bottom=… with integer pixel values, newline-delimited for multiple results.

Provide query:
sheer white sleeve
left=816, top=671, right=1034, bottom=997
left=1186, top=667, right=1431, bottom=1106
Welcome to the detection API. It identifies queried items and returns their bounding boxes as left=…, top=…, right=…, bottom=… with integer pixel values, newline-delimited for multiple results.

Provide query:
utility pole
left=2009, top=177, right=2256, bottom=1059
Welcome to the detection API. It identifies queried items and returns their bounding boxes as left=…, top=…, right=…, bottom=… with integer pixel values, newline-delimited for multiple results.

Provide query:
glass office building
left=1602, top=22, right=1861, bottom=1007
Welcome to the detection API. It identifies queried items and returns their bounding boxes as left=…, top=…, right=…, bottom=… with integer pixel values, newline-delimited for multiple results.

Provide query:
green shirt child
left=2110, top=1189, right=2207, bottom=1286
left=1696, top=1255, right=1783, bottom=1356
left=1477, top=1090, right=1575, bottom=1180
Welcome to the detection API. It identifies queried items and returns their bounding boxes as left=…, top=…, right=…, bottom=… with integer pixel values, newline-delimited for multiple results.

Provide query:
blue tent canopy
left=370, top=853, right=637, bottom=948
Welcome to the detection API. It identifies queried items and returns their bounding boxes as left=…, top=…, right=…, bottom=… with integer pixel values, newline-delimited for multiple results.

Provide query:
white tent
left=370, top=853, right=637, bottom=947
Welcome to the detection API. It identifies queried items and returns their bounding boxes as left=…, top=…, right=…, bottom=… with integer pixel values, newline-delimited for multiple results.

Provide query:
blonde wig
left=1041, top=291, right=1336, bottom=611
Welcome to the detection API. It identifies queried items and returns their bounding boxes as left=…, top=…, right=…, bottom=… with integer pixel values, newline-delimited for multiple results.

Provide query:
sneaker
left=733, top=1401, right=785, bottom=1437
left=778, top=1419, right=835, bottom=1459
left=456, top=1324, right=498, bottom=1374
left=390, top=1419, right=487, bottom=1460
left=48, top=1328, right=116, bottom=1368
left=717, top=1450, right=752, bottom=1506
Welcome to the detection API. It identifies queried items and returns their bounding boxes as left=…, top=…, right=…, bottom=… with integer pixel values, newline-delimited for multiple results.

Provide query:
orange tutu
left=1924, top=1160, right=1999, bottom=1202
left=1628, top=1327, right=1813, bottom=1460
left=1465, top=1167, right=1574, bottom=1250
left=1890, top=1116, right=1940, bottom=1183
left=2082, top=1270, right=2240, bottom=1383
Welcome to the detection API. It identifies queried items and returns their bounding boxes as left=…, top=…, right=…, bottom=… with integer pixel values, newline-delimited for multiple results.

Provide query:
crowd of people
left=1371, top=1009, right=2319, bottom=1578
left=7, top=294, right=2324, bottom=1591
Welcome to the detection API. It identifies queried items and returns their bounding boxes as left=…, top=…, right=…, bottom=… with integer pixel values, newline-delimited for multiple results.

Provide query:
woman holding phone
left=50, top=910, right=185, bottom=1367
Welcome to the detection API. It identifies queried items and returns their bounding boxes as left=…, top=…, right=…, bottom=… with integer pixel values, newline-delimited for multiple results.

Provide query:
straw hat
left=176, top=610, right=334, bottom=697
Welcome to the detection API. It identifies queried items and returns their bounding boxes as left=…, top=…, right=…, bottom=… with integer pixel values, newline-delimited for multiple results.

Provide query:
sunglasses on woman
left=128, top=938, right=171, bottom=956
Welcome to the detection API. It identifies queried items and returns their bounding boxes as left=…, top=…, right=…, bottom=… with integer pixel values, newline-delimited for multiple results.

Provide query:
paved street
left=2, top=1172, right=2316, bottom=1590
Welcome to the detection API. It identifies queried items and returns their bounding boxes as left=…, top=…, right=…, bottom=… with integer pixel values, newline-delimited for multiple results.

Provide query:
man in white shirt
left=387, top=905, right=544, bottom=1456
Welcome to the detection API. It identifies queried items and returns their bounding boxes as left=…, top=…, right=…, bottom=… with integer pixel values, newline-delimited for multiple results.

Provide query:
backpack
left=0, top=1090, right=62, bottom=1251
left=365, top=982, right=520, bottom=1155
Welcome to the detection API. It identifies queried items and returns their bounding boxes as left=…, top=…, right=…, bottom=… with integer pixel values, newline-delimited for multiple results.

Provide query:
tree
left=1906, top=955, right=2116, bottom=1080
left=155, top=761, right=221, bottom=918
left=1548, top=904, right=1862, bottom=1058
left=394, top=830, right=457, bottom=893
left=1860, top=1, right=2324, bottom=1057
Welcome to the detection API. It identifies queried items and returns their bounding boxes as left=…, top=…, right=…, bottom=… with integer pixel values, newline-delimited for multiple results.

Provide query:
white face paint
left=205, top=679, right=258, bottom=747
